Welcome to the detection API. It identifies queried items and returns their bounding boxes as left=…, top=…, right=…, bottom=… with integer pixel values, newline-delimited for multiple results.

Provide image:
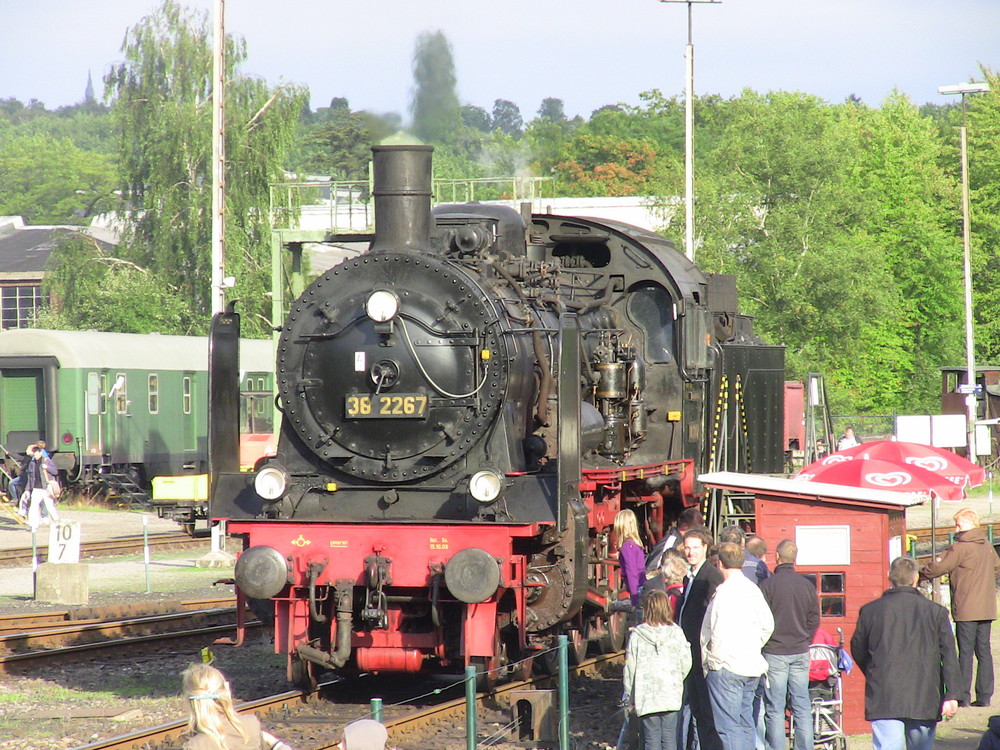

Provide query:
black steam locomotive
left=210, top=144, right=783, bottom=687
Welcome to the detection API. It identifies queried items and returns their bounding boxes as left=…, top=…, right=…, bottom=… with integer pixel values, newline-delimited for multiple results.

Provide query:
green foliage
left=96, top=0, right=305, bottom=336
left=693, top=89, right=964, bottom=413
left=410, top=31, right=460, bottom=143
left=0, top=132, right=117, bottom=224
left=968, top=67, right=1000, bottom=363
left=491, top=99, right=523, bottom=137
left=37, top=234, right=188, bottom=333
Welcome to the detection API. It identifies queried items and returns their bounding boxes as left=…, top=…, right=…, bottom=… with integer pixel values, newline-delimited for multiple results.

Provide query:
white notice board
left=795, top=525, right=851, bottom=566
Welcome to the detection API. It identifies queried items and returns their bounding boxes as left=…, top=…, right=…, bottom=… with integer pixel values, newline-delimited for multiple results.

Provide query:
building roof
left=0, top=217, right=116, bottom=279
left=699, top=471, right=928, bottom=509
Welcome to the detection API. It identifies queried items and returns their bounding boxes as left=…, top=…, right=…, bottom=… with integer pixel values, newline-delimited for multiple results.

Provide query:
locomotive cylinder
left=370, top=144, right=434, bottom=253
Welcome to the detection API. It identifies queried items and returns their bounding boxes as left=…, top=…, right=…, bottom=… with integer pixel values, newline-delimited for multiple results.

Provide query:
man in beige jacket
left=922, top=507, right=1000, bottom=707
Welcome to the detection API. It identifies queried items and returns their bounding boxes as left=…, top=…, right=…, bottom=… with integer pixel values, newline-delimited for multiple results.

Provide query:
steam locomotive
left=209, top=144, right=784, bottom=687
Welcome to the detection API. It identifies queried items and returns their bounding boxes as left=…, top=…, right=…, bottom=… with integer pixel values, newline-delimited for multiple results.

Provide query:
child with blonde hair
left=182, top=663, right=291, bottom=750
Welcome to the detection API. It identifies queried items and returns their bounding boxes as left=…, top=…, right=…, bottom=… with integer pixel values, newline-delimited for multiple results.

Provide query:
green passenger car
left=0, top=329, right=272, bottom=494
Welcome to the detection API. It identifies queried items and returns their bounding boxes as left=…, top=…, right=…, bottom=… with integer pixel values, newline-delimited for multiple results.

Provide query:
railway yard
left=0, top=498, right=998, bottom=750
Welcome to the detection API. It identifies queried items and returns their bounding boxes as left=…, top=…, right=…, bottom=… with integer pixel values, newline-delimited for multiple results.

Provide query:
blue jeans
left=764, top=652, right=813, bottom=750
left=707, top=668, right=758, bottom=750
left=871, top=719, right=937, bottom=750
left=641, top=710, right=680, bottom=750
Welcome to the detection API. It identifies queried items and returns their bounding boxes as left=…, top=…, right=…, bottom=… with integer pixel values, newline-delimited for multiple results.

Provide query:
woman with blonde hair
left=614, top=508, right=646, bottom=606
left=182, top=663, right=291, bottom=750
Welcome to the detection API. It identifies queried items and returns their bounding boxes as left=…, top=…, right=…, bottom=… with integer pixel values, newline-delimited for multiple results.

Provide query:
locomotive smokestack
left=371, top=144, right=434, bottom=253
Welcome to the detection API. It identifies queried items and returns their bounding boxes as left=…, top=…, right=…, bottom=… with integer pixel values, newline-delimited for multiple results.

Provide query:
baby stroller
left=808, top=628, right=849, bottom=750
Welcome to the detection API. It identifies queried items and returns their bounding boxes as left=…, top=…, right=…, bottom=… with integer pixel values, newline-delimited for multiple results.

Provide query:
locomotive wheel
left=181, top=520, right=196, bottom=537
left=290, top=655, right=318, bottom=692
left=567, top=628, right=588, bottom=665
left=598, top=611, right=628, bottom=653
left=539, top=627, right=588, bottom=673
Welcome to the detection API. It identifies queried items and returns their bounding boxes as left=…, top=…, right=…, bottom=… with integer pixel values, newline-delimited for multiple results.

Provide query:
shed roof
left=699, top=471, right=927, bottom=509
left=0, top=328, right=273, bottom=372
left=0, top=218, right=116, bottom=278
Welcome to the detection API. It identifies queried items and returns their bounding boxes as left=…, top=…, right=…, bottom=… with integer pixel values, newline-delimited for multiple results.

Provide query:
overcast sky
left=4, top=0, right=998, bottom=119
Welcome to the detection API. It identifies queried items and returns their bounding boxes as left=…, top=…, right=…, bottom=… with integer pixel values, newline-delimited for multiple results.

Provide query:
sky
left=3, top=0, right=999, bottom=120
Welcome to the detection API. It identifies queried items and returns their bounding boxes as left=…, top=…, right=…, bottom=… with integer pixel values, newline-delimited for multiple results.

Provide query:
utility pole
left=211, top=0, right=227, bottom=315
left=660, top=0, right=720, bottom=262
left=939, top=81, right=990, bottom=464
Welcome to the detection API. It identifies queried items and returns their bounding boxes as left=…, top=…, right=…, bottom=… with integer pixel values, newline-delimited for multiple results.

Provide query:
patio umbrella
left=795, top=456, right=965, bottom=501
left=831, top=440, right=985, bottom=488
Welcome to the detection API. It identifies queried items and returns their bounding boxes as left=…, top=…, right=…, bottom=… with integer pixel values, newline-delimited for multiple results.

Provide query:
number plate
left=344, top=393, right=429, bottom=419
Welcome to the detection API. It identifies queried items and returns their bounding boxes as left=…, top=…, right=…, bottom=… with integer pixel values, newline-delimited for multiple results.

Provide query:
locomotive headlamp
left=254, top=466, right=288, bottom=501
left=469, top=469, right=503, bottom=504
left=365, top=290, right=400, bottom=323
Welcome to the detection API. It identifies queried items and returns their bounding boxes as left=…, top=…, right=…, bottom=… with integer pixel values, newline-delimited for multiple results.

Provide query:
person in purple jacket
left=614, top=509, right=647, bottom=606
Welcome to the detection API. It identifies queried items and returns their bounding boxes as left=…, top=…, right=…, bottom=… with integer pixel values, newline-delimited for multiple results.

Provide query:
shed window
left=819, top=572, right=846, bottom=617
left=148, top=374, right=159, bottom=414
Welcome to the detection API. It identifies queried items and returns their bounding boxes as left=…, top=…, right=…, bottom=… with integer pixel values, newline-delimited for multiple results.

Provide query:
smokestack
left=370, top=144, right=434, bottom=253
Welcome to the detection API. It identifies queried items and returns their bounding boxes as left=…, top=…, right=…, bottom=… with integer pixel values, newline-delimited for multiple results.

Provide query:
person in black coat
left=851, top=556, right=961, bottom=750
left=679, top=527, right=724, bottom=750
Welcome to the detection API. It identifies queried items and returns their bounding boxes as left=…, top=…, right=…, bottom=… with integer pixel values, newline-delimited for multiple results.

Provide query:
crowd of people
left=617, top=505, right=1000, bottom=750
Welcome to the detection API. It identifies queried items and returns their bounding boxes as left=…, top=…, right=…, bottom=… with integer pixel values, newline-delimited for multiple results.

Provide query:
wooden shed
left=699, top=471, right=928, bottom=736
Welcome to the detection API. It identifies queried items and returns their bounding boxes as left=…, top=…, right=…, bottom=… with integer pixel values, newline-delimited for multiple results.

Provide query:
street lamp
left=660, top=0, right=720, bottom=262
left=938, top=80, right=990, bottom=464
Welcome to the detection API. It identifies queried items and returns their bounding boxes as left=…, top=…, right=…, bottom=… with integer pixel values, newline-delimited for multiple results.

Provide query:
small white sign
left=48, top=521, right=81, bottom=564
left=795, top=525, right=851, bottom=566
left=354, top=352, right=366, bottom=372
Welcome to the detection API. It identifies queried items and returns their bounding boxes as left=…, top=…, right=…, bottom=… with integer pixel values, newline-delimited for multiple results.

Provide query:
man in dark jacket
left=759, top=540, right=820, bottom=750
left=679, top=526, right=724, bottom=750
left=922, top=506, right=1000, bottom=707
left=852, top=556, right=961, bottom=750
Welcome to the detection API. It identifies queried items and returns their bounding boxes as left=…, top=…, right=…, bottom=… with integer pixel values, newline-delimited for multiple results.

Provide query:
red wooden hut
left=699, top=471, right=928, bottom=736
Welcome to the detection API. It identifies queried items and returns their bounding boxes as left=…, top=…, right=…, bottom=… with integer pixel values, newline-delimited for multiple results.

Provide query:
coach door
left=183, top=373, right=197, bottom=453
left=0, top=367, right=44, bottom=449
left=84, top=372, right=105, bottom=460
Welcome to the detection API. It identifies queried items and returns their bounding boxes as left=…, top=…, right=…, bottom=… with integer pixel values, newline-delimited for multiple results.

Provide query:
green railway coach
left=0, top=329, right=273, bottom=496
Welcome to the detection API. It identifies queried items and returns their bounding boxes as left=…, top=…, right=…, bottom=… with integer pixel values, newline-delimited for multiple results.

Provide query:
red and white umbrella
left=815, top=440, right=985, bottom=488
left=795, top=456, right=965, bottom=501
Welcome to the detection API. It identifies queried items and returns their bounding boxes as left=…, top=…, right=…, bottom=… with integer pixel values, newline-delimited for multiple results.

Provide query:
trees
left=410, top=31, right=460, bottom=143
left=491, top=99, right=523, bottom=137
left=90, top=0, right=305, bottom=336
left=690, top=90, right=964, bottom=413
left=0, top=132, right=116, bottom=224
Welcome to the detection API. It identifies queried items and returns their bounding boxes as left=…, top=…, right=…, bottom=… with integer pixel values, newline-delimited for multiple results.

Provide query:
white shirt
left=700, top=572, right=774, bottom=677
left=838, top=435, right=860, bottom=451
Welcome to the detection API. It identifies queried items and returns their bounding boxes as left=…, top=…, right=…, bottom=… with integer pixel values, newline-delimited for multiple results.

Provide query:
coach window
left=627, top=283, right=675, bottom=363
left=148, top=374, right=159, bottom=414
left=115, top=373, right=128, bottom=415
left=99, top=373, right=108, bottom=414
left=87, top=373, right=100, bottom=415
left=183, top=377, right=192, bottom=414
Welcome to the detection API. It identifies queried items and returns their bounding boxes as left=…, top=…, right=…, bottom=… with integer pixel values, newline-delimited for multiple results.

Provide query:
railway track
left=0, top=601, right=259, bottom=672
left=0, top=531, right=205, bottom=568
left=73, top=651, right=623, bottom=750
